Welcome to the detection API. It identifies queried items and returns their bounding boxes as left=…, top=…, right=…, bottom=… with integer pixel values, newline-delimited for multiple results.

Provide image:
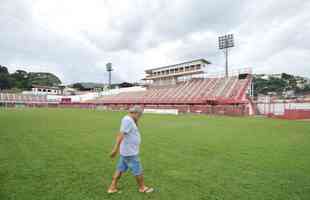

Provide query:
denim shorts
left=117, top=155, right=143, bottom=176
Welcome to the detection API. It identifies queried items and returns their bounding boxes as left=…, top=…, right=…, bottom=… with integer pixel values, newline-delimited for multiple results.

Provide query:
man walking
left=108, top=106, right=154, bottom=194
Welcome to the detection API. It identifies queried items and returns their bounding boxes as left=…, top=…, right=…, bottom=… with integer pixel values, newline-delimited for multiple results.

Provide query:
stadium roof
left=145, top=58, right=211, bottom=72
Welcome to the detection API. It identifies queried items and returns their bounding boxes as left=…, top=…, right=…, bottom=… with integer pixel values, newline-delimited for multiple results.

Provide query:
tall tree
left=0, top=65, right=9, bottom=74
left=0, top=65, right=11, bottom=89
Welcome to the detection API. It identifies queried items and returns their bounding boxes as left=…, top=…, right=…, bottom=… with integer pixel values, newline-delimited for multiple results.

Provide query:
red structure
left=87, top=60, right=253, bottom=116
left=93, top=75, right=251, bottom=105
left=0, top=59, right=254, bottom=116
left=280, top=109, right=310, bottom=120
left=60, top=98, right=72, bottom=104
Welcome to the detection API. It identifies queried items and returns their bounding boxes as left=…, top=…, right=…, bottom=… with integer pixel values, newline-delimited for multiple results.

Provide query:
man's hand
left=110, top=149, right=118, bottom=158
left=110, top=132, right=124, bottom=159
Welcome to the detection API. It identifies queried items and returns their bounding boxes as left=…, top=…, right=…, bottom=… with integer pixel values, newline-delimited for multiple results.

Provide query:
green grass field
left=1, top=108, right=310, bottom=200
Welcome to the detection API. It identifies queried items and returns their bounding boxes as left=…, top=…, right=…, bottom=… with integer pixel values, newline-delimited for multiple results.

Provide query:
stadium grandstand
left=0, top=58, right=255, bottom=116
left=87, top=59, right=254, bottom=116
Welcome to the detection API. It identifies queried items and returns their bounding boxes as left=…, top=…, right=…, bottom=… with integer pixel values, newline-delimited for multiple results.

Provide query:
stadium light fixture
left=106, top=63, right=113, bottom=89
left=218, top=34, right=234, bottom=77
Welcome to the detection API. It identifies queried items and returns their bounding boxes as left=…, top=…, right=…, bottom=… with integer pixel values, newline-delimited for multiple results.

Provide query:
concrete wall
left=256, top=102, right=310, bottom=115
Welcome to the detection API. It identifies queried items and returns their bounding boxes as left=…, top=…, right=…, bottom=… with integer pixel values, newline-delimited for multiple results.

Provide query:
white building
left=31, top=85, right=61, bottom=95
left=143, top=58, right=211, bottom=86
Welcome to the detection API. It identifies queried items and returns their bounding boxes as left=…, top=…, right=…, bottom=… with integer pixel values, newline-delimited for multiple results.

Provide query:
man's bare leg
left=108, top=171, right=122, bottom=192
left=135, top=174, right=154, bottom=193
left=135, top=174, right=147, bottom=192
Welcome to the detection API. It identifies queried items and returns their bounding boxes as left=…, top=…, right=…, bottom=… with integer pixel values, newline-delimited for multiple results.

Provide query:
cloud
left=0, top=0, right=122, bottom=83
left=0, top=0, right=309, bottom=84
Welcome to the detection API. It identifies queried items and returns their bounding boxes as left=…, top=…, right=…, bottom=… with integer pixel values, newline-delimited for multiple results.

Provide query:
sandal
left=107, top=189, right=119, bottom=194
left=139, top=187, right=154, bottom=193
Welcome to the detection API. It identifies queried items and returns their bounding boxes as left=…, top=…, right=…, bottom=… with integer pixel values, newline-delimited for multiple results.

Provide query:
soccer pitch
left=1, top=108, right=310, bottom=200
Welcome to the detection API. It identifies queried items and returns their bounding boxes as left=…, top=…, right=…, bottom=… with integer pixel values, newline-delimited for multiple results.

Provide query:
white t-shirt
left=119, top=115, right=141, bottom=156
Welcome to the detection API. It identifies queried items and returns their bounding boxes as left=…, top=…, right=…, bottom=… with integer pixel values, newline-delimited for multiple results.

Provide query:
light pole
left=106, top=63, right=113, bottom=89
left=218, top=34, right=234, bottom=77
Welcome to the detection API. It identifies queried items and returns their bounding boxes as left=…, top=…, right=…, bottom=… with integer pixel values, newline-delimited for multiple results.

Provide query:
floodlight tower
left=218, top=34, right=234, bottom=77
left=106, top=62, right=113, bottom=89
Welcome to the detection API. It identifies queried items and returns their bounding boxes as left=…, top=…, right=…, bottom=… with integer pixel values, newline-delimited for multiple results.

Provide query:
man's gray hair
left=129, top=105, right=144, bottom=113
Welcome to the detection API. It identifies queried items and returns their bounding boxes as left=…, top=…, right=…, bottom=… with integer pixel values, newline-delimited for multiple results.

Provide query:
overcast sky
left=1, top=0, right=309, bottom=84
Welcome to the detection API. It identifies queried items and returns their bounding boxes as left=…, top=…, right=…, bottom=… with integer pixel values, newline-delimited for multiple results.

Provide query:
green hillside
left=0, top=65, right=61, bottom=90
left=254, top=73, right=310, bottom=96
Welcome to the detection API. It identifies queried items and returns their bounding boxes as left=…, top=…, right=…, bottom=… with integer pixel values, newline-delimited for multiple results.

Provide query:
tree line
left=0, top=65, right=61, bottom=90
left=253, top=73, right=310, bottom=96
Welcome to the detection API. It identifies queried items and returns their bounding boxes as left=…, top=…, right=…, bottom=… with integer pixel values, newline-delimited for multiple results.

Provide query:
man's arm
left=110, top=132, right=124, bottom=158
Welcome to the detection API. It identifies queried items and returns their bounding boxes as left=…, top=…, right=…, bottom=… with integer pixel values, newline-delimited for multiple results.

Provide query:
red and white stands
left=90, top=75, right=251, bottom=105
left=0, top=93, right=49, bottom=103
left=0, top=59, right=256, bottom=116
left=85, top=59, right=254, bottom=116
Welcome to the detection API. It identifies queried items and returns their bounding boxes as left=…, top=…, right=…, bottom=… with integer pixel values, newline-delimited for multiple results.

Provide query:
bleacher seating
left=89, top=75, right=251, bottom=104
left=0, top=93, right=53, bottom=103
